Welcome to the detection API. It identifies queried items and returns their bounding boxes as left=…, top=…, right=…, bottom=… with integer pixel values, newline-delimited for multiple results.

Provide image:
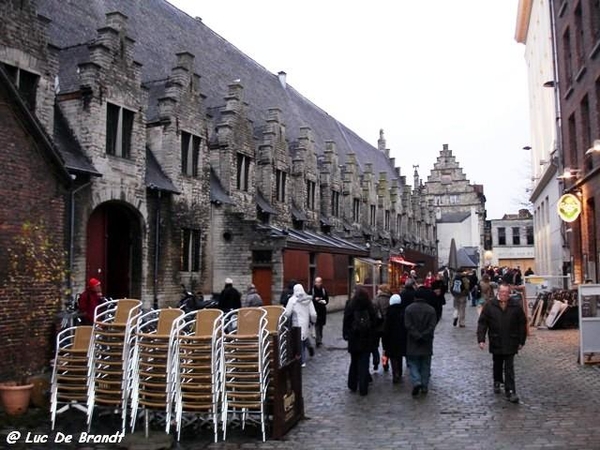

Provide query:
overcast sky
left=168, top=0, right=531, bottom=220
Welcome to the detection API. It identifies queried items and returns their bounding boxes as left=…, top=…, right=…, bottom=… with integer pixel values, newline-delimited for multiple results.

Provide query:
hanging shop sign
left=557, top=193, right=582, bottom=222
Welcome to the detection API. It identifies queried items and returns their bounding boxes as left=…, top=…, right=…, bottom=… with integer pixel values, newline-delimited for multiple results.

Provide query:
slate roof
left=438, top=211, right=471, bottom=223
left=36, top=0, right=401, bottom=182
left=261, top=226, right=369, bottom=256
left=53, top=104, right=101, bottom=176
left=456, top=247, right=478, bottom=269
left=209, top=168, right=234, bottom=205
left=145, top=148, right=179, bottom=194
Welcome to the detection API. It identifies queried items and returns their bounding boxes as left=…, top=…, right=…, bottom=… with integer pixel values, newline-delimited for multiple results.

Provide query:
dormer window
left=275, top=169, right=286, bottom=202
left=306, top=180, right=316, bottom=210
left=106, top=102, right=134, bottom=159
left=236, top=153, right=250, bottom=191
left=331, top=190, right=340, bottom=217
left=181, top=131, right=200, bottom=177
left=3, top=63, right=38, bottom=111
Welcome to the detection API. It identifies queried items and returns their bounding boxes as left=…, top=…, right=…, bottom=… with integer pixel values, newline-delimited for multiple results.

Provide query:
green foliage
left=2, top=220, right=67, bottom=382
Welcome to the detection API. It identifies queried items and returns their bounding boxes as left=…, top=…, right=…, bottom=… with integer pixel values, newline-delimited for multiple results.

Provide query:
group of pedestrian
left=341, top=275, right=527, bottom=402
left=343, top=279, right=440, bottom=397
left=278, top=277, right=330, bottom=367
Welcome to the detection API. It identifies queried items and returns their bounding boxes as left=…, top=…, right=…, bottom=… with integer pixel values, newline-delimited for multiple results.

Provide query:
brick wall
left=0, top=87, right=67, bottom=380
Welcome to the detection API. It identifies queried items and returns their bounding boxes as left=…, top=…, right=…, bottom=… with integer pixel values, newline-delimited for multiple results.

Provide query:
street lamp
left=557, top=168, right=581, bottom=180
left=585, top=139, right=600, bottom=155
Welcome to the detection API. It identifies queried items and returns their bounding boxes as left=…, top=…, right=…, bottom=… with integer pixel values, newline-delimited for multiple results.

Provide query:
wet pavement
left=2, top=297, right=600, bottom=449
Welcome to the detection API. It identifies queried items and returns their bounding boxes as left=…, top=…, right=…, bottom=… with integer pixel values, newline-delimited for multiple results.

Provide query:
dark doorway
left=86, top=201, right=142, bottom=299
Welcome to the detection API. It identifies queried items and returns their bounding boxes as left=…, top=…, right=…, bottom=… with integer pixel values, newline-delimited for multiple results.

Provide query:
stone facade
left=1, top=0, right=438, bottom=315
left=423, top=144, right=486, bottom=267
left=490, top=209, right=535, bottom=270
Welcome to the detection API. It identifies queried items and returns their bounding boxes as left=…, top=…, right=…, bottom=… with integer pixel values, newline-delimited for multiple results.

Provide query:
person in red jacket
left=78, top=278, right=103, bottom=325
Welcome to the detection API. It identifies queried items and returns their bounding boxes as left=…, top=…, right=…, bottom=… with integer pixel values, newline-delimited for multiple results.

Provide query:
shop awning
left=389, top=255, right=417, bottom=267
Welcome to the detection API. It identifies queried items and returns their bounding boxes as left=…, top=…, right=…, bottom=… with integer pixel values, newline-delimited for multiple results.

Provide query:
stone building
left=489, top=209, right=535, bottom=271
left=421, top=144, right=486, bottom=268
left=0, top=0, right=438, bottom=347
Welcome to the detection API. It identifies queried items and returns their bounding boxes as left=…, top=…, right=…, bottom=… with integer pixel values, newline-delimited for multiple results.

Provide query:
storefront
left=387, top=255, right=417, bottom=292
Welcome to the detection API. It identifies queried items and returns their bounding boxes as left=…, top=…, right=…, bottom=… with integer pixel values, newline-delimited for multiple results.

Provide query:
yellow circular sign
left=557, top=193, right=581, bottom=222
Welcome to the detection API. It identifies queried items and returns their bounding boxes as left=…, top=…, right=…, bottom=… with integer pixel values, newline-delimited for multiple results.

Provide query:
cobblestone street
left=2, top=298, right=600, bottom=449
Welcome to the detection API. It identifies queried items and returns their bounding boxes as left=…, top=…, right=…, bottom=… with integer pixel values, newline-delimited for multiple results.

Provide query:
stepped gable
left=37, top=0, right=398, bottom=181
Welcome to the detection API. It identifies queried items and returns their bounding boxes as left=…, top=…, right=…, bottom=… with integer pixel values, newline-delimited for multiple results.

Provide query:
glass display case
left=578, top=284, right=600, bottom=365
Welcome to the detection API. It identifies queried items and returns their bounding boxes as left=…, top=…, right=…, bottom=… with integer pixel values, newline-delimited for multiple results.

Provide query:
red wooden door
left=253, top=267, right=272, bottom=305
left=86, top=207, right=108, bottom=287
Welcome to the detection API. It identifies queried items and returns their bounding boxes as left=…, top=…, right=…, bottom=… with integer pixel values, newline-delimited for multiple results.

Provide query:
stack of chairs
left=130, top=308, right=184, bottom=437
left=261, top=305, right=288, bottom=410
left=263, top=305, right=289, bottom=368
left=173, top=309, right=223, bottom=442
left=50, top=325, right=93, bottom=429
left=221, top=307, right=271, bottom=442
left=88, top=299, right=142, bottom=433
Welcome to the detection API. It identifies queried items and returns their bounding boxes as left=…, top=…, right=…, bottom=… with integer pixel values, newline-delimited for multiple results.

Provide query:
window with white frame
left=370, top=205, right=376, bottom=226
left=512, top=227, right=520, bottom=245
left=498, top=227, right=506, bottom=246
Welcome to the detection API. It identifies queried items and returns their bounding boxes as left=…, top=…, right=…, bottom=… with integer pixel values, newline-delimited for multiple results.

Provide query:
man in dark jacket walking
left=404, top=289, right=437, bottom=396
left=477, top=283, right=527, bottom=403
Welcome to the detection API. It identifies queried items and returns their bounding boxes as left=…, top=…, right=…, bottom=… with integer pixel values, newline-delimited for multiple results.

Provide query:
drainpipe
left=68, top=179, right=92, bottom=300
left=153, top=190, right=162, bottom=310
left=548, top=0, right=568, bottom=286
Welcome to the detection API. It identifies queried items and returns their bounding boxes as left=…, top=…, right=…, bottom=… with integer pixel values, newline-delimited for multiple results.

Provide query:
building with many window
left=516, top=0, right=567, bottom=279
left=0, top=0, right=442, bottom=379
left=422, top=144, right=487, bottom=269
left=489, top=209, right=535, bottom=270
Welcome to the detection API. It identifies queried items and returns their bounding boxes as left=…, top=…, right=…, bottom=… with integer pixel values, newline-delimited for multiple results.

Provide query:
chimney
left=278, top=71, right=287, bottom=89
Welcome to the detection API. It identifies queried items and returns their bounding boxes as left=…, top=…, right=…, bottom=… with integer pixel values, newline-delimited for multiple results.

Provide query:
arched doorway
left=86, top=201, right=142, bottom=299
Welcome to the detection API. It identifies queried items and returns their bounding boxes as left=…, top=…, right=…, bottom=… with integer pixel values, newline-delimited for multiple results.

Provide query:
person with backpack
left=450, top=271, right=470, bottom=327
left=343, top=286, right=377, bottom=396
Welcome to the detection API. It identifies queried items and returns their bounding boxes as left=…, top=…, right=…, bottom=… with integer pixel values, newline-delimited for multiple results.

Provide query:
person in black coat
left=431, top=272, right=447, bottom=322
left=343, top=286, right=377, bottom=396
left=404, top=289, right=437, bottom=396
left=310, top=276, right=329, bottom=347
left=399, top=278, right=416, bottom=309
left=414, top=282, right=440, bottom=323
left=219, top=278, right=241, bottom=312
left=382, top=294, right=408, bottom=383
left=477, top=283, right=527, bottom=403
